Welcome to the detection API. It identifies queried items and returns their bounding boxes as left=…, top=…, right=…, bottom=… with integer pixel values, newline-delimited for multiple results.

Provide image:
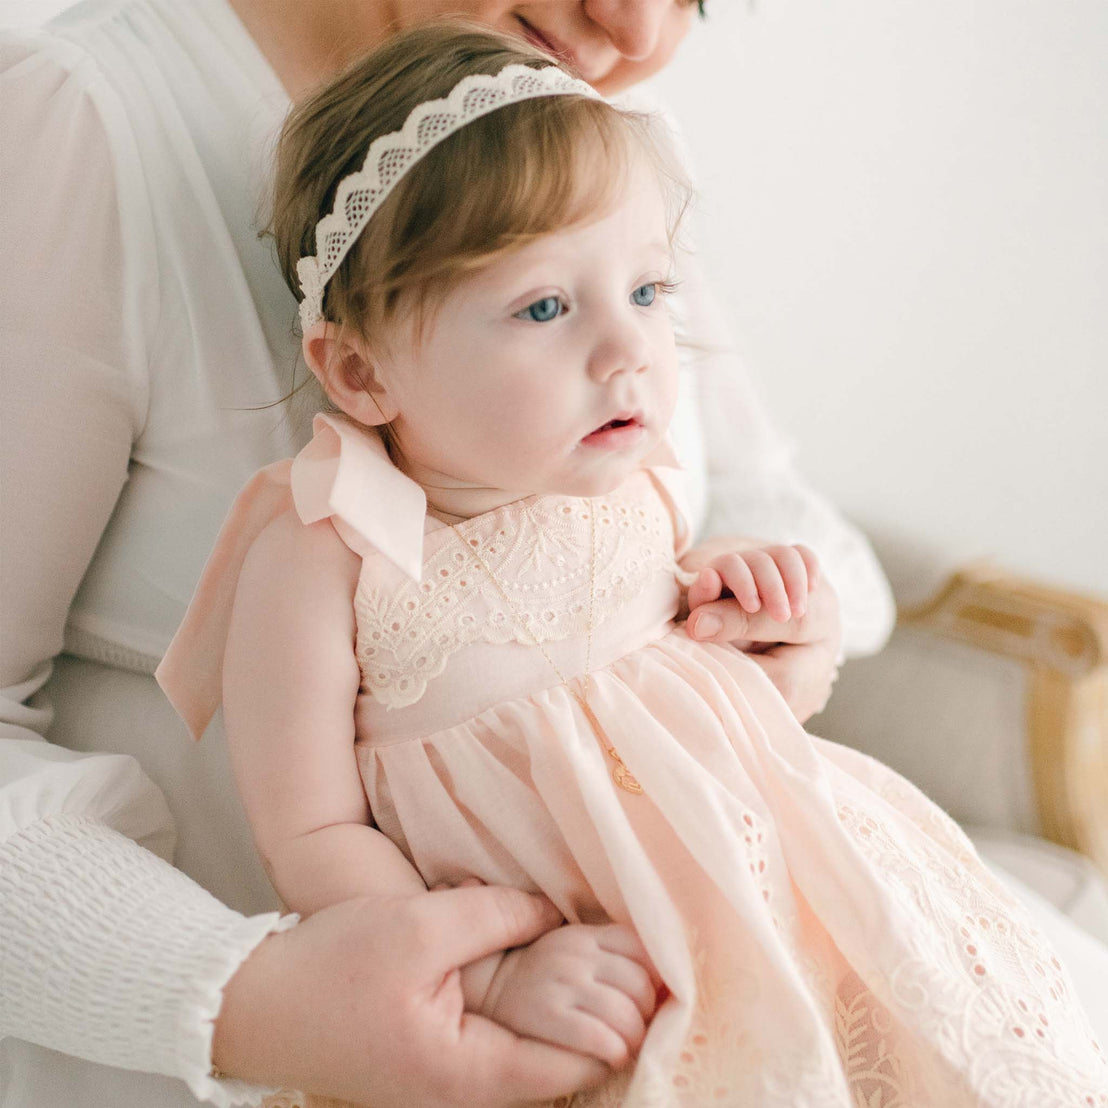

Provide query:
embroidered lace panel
left=353, top=486, right=677, bottom=708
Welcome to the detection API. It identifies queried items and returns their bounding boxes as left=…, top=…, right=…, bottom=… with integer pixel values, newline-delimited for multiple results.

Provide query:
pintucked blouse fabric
left=164, top=417, right=1108, bottom=1107
left=0, top=0, right=899, bottom=1104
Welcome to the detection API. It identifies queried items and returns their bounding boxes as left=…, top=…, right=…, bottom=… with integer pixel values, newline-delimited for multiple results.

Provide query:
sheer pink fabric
left=161, top=417, right=1108, bottom=1107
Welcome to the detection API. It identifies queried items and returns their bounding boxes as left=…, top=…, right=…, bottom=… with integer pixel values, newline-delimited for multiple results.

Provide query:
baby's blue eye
left=517, top=296, right=563, bottom=322
left=631, top=283, right=657, bottom=307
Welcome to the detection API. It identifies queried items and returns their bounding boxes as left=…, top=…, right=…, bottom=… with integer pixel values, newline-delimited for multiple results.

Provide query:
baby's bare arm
left=222, top=510, right=423, bottom=914
left=214, top=511, right=612, bottom=1102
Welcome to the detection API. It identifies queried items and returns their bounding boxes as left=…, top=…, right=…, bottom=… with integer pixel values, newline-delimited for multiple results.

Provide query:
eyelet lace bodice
left=353, top=473, right=682, bottom=709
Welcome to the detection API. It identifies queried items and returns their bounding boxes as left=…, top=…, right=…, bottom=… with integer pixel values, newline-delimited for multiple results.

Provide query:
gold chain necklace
left=449, top=503, right=643, bottom=795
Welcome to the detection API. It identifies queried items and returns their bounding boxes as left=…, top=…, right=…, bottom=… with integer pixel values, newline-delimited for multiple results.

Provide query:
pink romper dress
left=159, top=414, right=1108, bottom=1107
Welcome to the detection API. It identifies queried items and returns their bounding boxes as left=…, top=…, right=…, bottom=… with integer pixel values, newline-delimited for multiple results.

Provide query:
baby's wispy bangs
left=270, top=22, right=690, bottom=342
left=361, top=96, right=639, bottom=335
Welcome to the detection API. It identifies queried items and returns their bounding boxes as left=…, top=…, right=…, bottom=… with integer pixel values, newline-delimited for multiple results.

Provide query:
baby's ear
left=302, top=321, right=398, bottom=426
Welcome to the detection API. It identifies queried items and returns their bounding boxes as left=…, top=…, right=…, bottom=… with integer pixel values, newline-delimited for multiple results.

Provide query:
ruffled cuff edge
left=184, top=910, right=301, bottom=1107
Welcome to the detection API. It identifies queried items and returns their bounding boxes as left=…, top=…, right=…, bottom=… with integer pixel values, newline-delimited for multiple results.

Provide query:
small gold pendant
left=578, top=692, right=645, bottom=797
left=610, top=755, right=645, bottom=795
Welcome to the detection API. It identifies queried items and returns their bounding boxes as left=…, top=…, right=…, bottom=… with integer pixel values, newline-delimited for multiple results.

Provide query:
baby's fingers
left=538, top=1001, right=641, bottom=1070
left=796, top=543, right=821, bottom=590
left=686, top=565, right=723, bottom=611
left=765, top=544, right=816, bottom=619
left=706, top=554, right=761, bottom=615
left=740, top=549, right=792, bottom=621
left=594, top=950, right=659, bottom=1022
left=592, top=923, right=663, bottom=994
left=575, top=983, right=650, bottom=1063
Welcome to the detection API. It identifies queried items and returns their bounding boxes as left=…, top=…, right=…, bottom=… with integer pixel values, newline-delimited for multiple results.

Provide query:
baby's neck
left=390, top=447, right=534, bottom=524
left=421, top=484, right=537, bottom=524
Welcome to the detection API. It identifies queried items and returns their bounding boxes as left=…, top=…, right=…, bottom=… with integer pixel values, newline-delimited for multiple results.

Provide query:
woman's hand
left=680, top=536, right=843, bottom=723
left=214, top=886, right=610, bottom=1108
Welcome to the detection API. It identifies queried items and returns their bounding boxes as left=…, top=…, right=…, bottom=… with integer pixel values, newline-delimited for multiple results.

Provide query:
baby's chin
left=549, top=464, right=652, bottom=501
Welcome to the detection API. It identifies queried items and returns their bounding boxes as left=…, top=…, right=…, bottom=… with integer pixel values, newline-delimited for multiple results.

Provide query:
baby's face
left=376, top=162, right=681, bottom=513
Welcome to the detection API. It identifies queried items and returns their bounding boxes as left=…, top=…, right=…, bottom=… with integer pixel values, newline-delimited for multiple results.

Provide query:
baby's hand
left=687, top=543, right=820, bottom=627
left=476, top=923, right=660, bottom=1070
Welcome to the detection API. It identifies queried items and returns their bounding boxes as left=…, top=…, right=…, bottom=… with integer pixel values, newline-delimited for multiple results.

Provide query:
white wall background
left=647, top=0, right=1107, bottom=598
left=5, top=0, right=1106, bottom=598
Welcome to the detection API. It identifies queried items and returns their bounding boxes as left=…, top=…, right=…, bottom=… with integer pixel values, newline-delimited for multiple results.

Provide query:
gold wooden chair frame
left=900, top=567, right=1108, bottom=873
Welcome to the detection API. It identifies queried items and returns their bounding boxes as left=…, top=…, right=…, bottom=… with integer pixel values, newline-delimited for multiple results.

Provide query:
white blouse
left=0, top=0, right=896, bottom=1104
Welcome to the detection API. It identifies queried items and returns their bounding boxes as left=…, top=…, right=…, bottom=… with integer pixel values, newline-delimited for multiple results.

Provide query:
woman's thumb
left=424, top=885, right=562, bottom=969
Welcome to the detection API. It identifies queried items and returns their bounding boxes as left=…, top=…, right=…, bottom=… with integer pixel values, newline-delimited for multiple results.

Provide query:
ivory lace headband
left=296, top=62, right=602, bottom=331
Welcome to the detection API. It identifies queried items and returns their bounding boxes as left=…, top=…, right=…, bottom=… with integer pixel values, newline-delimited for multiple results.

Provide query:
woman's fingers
left=688, top=600, right=804, bottom=645
left=685, top=573, right=842, bottom=721
left=414, top=885, right=563, bottom=979
left=748, top=642, right=841, bottom=723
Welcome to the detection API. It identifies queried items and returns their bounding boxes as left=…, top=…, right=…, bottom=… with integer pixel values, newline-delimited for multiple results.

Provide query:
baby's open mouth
left=581, top=413, right=644, bottom=448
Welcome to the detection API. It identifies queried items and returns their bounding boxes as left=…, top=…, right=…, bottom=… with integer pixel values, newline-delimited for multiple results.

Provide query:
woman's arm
left=0, top=36, right=302, bottom=1103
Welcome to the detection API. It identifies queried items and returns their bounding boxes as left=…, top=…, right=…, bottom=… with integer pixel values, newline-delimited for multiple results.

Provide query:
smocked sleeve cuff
left=0, top=813, right=298, bottom=1106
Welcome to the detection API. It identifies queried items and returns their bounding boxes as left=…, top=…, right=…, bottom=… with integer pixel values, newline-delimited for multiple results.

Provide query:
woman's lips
left=515, top=16, right=576, bottom=69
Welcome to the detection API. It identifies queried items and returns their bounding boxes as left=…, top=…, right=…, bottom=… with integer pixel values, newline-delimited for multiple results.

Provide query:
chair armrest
left=813, top=561, right=1108, bottom=875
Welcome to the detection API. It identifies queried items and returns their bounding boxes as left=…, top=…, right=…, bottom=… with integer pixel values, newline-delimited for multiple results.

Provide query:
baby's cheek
left=655, top=357, right=681, bottom=424
left=473, top=376, right=546, bottom=420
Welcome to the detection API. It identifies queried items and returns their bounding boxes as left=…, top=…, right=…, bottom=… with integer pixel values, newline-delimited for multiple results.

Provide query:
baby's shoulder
left=239, top=507, right=362, bottom=602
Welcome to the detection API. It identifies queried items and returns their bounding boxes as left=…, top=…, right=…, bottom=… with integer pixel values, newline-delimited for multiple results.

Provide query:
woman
left=0, top=0, right=894, bottom=1105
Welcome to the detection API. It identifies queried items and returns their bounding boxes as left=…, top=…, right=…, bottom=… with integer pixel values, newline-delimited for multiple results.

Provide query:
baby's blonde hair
left=270, top=21, right=690, bottom=340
